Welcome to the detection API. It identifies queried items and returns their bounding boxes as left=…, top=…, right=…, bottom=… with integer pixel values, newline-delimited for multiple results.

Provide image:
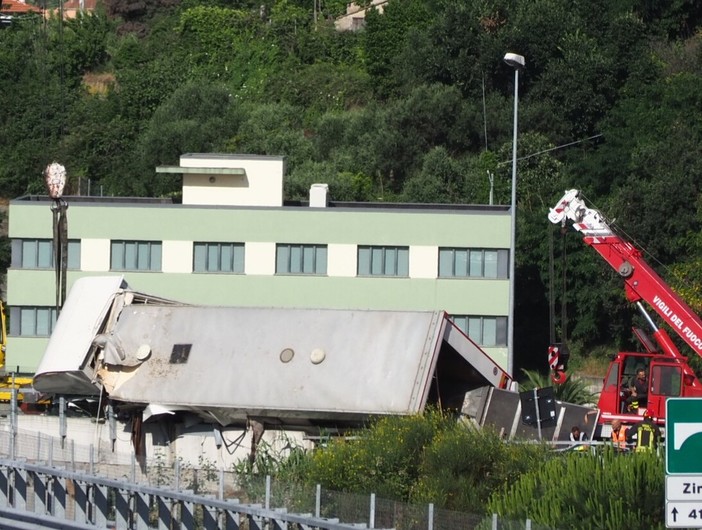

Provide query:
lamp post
left=503, top=52, right=525, bottom=378
left=44, top=162, right=69, bottom=313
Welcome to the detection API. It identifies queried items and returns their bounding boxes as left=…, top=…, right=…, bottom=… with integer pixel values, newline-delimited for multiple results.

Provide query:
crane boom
left=549, top=189, right=702, bottom=360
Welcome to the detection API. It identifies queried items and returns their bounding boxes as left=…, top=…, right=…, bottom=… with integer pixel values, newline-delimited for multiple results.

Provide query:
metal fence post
left=59, top=397, right=66, bottom=449
left=10, top=388, right=16, bottom=460
left=219, top=468, right=224, bottom=500
left=175, top=459, right=180, bottom=491
left=108, top=404, right=116, bottom=449
left=428, top=503, right=434, bottom=530
left=370, top=493, right=375, bottom=529
left=492, top=513, right=498, bottom=530
left=265, top=475, right=271, bottom=510
left=315, top=484, right=321, bottom=518
left=526, top=518, right=532, bottom=529
left=131, top=452, right=136, bottom=483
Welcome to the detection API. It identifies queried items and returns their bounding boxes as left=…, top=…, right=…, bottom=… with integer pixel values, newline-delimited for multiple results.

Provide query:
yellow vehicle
left=0, top=300, right=38, bottom=403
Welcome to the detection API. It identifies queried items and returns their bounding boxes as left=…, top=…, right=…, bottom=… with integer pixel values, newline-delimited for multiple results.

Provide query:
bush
left=487, top=449, right=665, bottom=529
left=410, top=423, right=551, bottom=513
left=299, top=411, right=550, bottom=513
left=304, top=410, right=454, bottom=500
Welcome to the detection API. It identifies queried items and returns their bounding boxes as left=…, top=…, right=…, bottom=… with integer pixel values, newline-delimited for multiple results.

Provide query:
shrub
left=410, top=423, right=551, bottom=512
left=299, top=411, right=550, bottom=513
left=304, top=410, right=453, bottom=500
left=487, top=449, right=664, bottom=529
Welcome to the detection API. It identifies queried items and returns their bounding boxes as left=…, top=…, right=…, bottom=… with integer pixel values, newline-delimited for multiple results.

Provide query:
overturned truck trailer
left=34, top=276, right=516, bottom=433
left=34, top=277, right=597, bottom=446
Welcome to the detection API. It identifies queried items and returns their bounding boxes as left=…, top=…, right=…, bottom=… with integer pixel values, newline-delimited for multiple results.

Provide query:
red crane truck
left=547, top=189, right=702, bottom=433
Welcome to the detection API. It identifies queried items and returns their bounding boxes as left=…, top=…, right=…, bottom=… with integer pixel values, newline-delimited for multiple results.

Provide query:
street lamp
left=503, top=52, right=525, bottom=378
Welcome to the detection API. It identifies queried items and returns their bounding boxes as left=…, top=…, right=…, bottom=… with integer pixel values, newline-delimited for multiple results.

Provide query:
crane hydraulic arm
left=548, top=189, right=702, bottom=362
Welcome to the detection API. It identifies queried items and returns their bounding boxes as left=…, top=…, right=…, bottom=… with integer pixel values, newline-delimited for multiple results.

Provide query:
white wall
left=409, top=246, right=437, bottom=279
left=327, top=244, right=357, bottom=277
left=181, top=155, right=285, bottom=207
left=80, top=239, right=111, bottom=271
left=8, top=414, right=313, bottom=471
left=162, top=240, right=193, bottom=273
left=245, top=242, right=276, bottom=275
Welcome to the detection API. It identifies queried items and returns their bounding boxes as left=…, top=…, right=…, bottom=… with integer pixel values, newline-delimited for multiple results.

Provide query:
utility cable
left=498, top=134, right=603, bottom=166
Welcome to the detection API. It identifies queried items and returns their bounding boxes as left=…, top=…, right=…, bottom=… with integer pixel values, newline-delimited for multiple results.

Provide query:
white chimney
left=309, top=183, right=329, bottom=208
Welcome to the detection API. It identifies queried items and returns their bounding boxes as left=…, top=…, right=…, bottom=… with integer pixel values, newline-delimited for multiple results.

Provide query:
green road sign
left=667, top=398, right=702, bottom=474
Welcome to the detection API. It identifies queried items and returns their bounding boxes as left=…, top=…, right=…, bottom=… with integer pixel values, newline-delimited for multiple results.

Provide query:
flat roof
left=11, top=195, right=510, bottom=213
left=155, top=166, right=247, bottom=175
left=180, top=153, right=285, bottom=162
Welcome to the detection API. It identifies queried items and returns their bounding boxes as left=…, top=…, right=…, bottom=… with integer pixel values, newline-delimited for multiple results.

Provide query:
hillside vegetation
left=1, top=0, right=702, bottom=372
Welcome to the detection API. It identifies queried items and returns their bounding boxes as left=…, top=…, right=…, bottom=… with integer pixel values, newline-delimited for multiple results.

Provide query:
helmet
left=642, top=409, right=653, bottom=419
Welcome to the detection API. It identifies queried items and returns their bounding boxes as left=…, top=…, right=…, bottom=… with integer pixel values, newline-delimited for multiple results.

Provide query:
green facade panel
left=5, top=338, right=46, bottom=374
left=10, top=202, right=510, bottom=247
left=8, top=271, right=508, bottom=314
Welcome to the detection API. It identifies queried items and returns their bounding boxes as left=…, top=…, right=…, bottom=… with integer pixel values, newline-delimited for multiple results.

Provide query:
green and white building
left=7, top=153, right=511, bottom=373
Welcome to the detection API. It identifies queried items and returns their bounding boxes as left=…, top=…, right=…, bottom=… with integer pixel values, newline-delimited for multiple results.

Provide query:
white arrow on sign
left=674, top=423, right=702, bottom=450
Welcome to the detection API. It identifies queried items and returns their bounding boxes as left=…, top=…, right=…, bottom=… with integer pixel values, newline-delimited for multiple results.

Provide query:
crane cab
left=598, top=351, right=702, bottom=429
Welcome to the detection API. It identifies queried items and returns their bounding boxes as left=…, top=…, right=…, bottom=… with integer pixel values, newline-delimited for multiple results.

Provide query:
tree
left=59, top=12, right=114, bottom=80
left=370, top=83, right=475, bottom=191
left=262, top=62, right=371, bottom=117
left=232, top=102, right=314, bottom=173
left=137, top=81, right=243, bottom=196
left=362, top=0, right=433, bottom=97
left=401, top=147, right=465, bottom=204
left=285, top=160, right=374, bottom=202
left=634, top=0, right=702, bottom=39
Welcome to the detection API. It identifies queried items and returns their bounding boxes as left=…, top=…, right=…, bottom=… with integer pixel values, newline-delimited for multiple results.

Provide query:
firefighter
left=610, top=419, right=628, bottom=451
left=626, top=409, right=661, bottom=452
left=624, top=368, right=649, bottom=412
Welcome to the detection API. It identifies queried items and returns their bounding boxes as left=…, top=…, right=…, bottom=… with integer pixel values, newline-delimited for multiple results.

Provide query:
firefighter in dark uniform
left=626, top=409, right=661, bottom=452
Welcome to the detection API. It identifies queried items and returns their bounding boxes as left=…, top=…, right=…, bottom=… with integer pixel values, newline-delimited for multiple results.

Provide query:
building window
left=450, top=316, right=508, bottom=347
left=276, top=244, right=327, bottom=275
left=357, top=246, right=409, bottom=277
left=11, top=306, right=58, bottom=337
left=439, top=248, right=509, bottom=279
left=13, top=239, right=80, bottom=270
left=111, top=240, right=162, bottom=271
left=194, top=242, right=244, bottom=273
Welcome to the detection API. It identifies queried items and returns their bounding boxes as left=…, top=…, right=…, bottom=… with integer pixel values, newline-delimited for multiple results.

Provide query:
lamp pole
left=503, top=52, right=525, bottom=378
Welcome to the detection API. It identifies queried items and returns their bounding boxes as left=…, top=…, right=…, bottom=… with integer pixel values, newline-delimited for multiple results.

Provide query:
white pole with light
left=503, top=52, right=525, bottom=378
